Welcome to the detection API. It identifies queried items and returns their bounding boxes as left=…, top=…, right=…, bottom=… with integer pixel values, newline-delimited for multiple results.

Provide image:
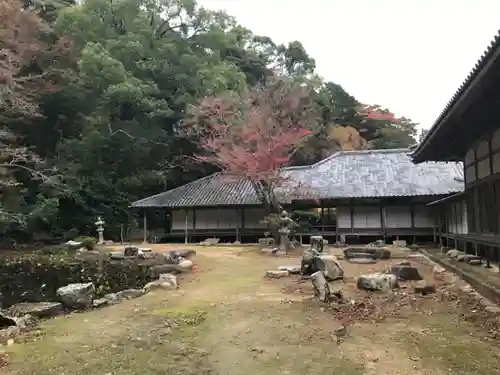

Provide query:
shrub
left=74, top=236, right=97, bottom=250
left=39, top=244, right=71, bottom=255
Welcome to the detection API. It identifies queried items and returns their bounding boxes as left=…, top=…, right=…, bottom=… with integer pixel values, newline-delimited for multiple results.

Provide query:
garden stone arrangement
left=446, top=248, right=483, bottom=265
left=0, top=246, right=196, bottom=344
left=264, top=240, right=439, bottom=306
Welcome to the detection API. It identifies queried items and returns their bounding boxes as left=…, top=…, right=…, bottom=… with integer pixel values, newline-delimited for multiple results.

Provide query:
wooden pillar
left=320, top=205, right=325, bottom=232
left=142, top=210, right=148, bottom=244
left=335, top=204, right=339, bottom=244
left=380, top=200, right=386, bottom=242
left=184, top=209, right=188, bottom=244
left=349, top=199, right=354, bottom=233
left=236, top=207, right=240, bottom=241
left=410, top=203, right=415, bottom=228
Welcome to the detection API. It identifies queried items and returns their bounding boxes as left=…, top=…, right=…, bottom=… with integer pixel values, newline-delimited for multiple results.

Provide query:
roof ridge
left=131, top=172, right=220, bottom=205
left=283, top=148, right=412, bottom=171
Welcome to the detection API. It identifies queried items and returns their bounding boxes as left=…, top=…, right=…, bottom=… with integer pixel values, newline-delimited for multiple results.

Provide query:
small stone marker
left=414, top=280, right=436, bottom=295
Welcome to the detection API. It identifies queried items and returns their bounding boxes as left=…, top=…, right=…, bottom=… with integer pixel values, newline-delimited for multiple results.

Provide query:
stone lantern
left=95, top=216, right=105, bottom=245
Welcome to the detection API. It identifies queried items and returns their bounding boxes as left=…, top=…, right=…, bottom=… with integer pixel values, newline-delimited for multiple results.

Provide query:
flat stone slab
left=265, top=270, right=289, bottom=279
left=5, top=302, right=63, bottom=318
left=344, top=247, right=391, bottom=260
left=346, top=258, right=378, bottom=264
left=468, top=259, right=482, bottom=265
left=278, top=265, right=301, bottom=274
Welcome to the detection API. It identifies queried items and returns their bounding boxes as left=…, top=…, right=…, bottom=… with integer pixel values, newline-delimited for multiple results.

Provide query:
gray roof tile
left=131, top=173, right=262, bottom=208
left=278, top=148, right=463, bottom=199
left=132, top=148, right=464, bottom=208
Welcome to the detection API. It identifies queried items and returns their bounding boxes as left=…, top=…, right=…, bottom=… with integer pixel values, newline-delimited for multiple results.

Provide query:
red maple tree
left=186, top=78, right=317, bottom=213
left=0, top=0, right=72, bottom=181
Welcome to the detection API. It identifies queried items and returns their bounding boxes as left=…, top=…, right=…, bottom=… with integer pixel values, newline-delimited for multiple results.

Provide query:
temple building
left=132, top=148, right=462, bottom=244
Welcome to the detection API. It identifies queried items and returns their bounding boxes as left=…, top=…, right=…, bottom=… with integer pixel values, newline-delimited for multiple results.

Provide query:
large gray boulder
left=357, top=273, right=398, bottom=291
left=56, top=282, right=95, bottom=309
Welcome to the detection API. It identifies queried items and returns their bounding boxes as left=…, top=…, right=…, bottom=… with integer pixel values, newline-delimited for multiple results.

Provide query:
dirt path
left=2, top=247, right=500, bottom=374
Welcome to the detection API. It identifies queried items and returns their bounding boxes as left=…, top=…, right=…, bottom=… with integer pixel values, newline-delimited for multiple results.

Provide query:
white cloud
left=198, top=0, right=500, bottom=129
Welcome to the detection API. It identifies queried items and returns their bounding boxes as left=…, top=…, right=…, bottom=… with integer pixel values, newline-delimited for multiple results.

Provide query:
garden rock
left=344, top=247, right=391, bottom=260
left=469, top=259, right=482, bottom=265
left=150, top=264, right=179, bottom=278
left=143, top=276, right=178, bottom=293
left=110, top=251, right=125, bottom=260
left=159, top=273, right=178, bottom=287
left=278, top=265, right=301, bottom=274
left=446, top=249, right=460, bottom=258
left=347, top=258, right=378, bottom=264
left=311, top=271, right=331, bottom=302
left=177, top=259, right=193, bottom=272
left=389, top=264, right=422, bottom=281
left=265, top=270, right=289, bottom=279
left=92, top=298, right=109, bottom=308
left=56, top=282, right=95, bottom=309
left=175, top=249, right=197, bottom=259
left=357, top=273, right=398, bottom=291
left=0, top=314, right=16, bottom=329
left=115, top=289, right=145, bottom=300
left=460, top=254, right=481, bottom=262
left=393, top=240, right=407, bottom=247
left=414, top=281, right=436, bottom=295
left=201, top=238, right=220, bottom=246
left=318, top=254, right=344, bottom=281
left=124, top=246, right=139, bottom=257
left=5, top=302, right=63, bottom=319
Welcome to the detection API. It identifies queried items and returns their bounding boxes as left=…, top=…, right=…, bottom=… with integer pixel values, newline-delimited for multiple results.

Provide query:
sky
left=197, top=0, right=500, bottom=130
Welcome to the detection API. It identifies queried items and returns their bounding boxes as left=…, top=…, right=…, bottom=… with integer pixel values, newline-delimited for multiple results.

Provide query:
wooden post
left=184, top=209, right=188, bottom=244
left=335, top=205, right=339, bottom=244
left=380, top=201, right=386, bottom=242
left=236, top=207, right=240, bottom=242
left=142, top=210, right=148, bottom=244
left=320, top=205, right=325, bottom=233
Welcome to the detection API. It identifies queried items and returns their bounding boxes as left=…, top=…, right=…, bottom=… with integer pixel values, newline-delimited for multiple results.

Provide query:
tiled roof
left=131, top=173, right=262, bottom=208
left=132, top=149, right=464, bottom=208
left=277, top=149, right=463, bottom=200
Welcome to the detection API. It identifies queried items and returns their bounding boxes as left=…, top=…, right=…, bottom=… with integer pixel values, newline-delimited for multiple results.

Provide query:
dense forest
left=0, top=0, right=422, bottom=245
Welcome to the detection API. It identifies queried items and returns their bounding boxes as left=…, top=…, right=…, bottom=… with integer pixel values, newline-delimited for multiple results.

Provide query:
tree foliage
left=0, top=0, right=420, bottom=245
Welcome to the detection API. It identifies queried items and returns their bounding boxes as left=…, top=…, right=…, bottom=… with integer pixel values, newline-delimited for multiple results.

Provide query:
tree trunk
left=251, top=180, right=282, bottom=244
